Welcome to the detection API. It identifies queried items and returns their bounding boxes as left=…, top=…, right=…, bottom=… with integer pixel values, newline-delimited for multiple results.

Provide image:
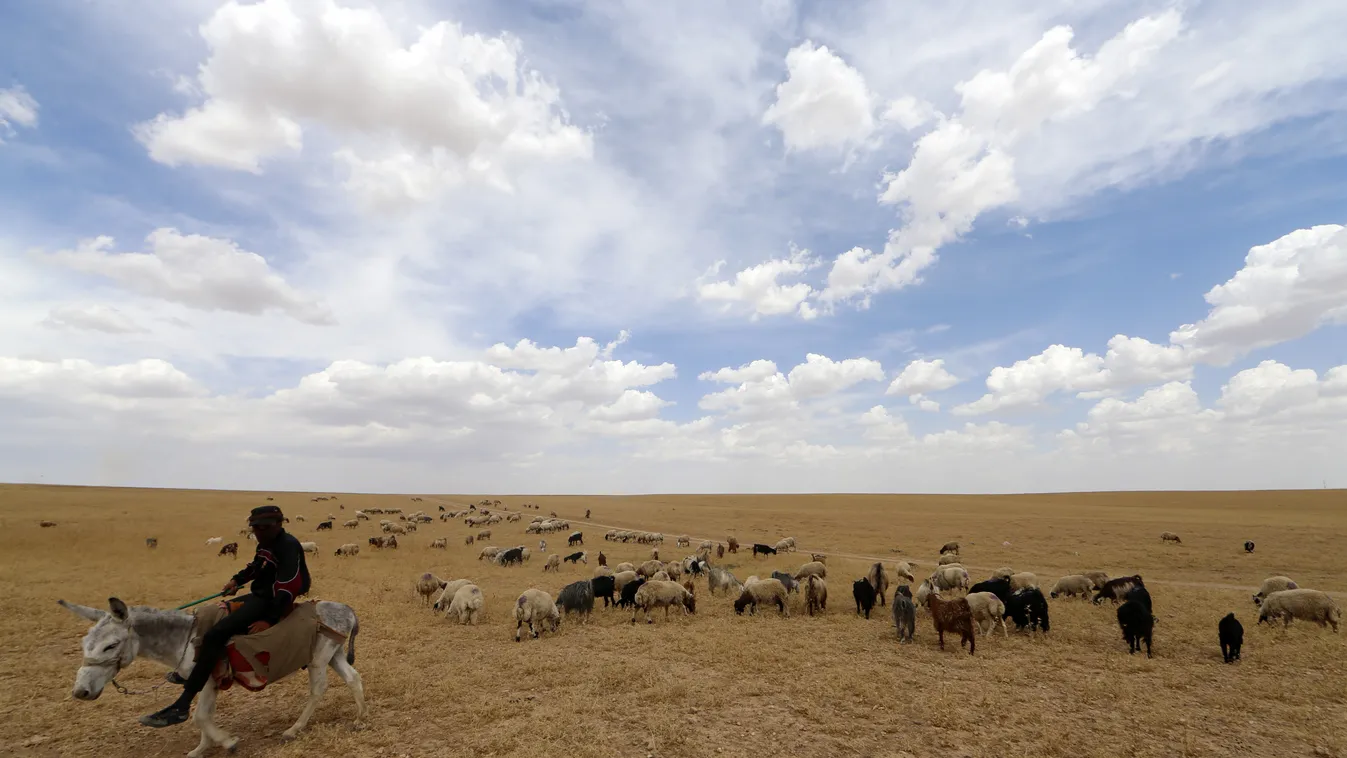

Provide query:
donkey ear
left=108, top=597, right=130, bottom=622
left=58, top=599, right=108, bottom=623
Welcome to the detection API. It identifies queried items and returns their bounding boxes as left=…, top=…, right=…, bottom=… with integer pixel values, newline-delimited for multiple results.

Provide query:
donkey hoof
left=279, top=730, right=298, bottom=742
left=350, top=721, right=368, bottom=732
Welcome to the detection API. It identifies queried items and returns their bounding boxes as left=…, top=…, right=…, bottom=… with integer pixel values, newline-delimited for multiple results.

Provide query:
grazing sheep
left=465, top=535, right=475, bottom=545
left=990, top=567, right=1015, bottom=581
left=867, top=562, right=890, bottom=607
left=707, top=567, right=743, bottom=597
left=892, top=561, right=915, bottom=583
left=1117, top=598, right=1154, bottom=656
left=429, top=537, right=447, bottom=549
left=564, top=550, right=587, bottom=565
left=650, top=570, right=671, bottom=582
left=1050, top=575, right=1094, bottom=599
left=334, top=543, right=359, bottom=556
left=914, top=579, right=933, bottom=609
left=771, top=571, right=799, bottom=594
left=631, top=580, right=696, bottom=624
left=1081, top=571, right=1110, bottom=589
left=556, top=579, right=596, bottom=622
left=774, top=539, right=793, bottom=553
left=939, top=541, right=959, bottom=555
left=926, top=592, right=976, bottom=655
left=1257, top=589, right=1340, bottom=632
left=515, top=588, right=562, bottom=641
left=717, top=543, right=725, bottom=559
left=614, top=562, right=635, bottom=574
left=938, top=554, right=961, bottom=566
left=543, top=554, right=561, bottom=572
left=617, top=576, right=647, bottom=609
left=612, top=570, right=640, bottom=595
left=1252, top=576, right=1299, bottom=606
left=300, top=541, right=319, bottom=555
left=1093, top=575, right=1145, bottom=605
left=433, top=579, right=474, bottom=612
left=477, top=529, right=492, bottom=540
left=1160, top=531, right=1182, bottom=544
left=795, top=561, right=827, bottom=581
left=1219, top=613, right=1243, bottom=663
left=636, top=560, right=664, bottom=579
left=892, top=585, right=916, bottom=643
left=39, top=520, right=57, bottom=528
left=591, top=574, right=617, bottom=607
left=478, top=546, right=501, bottom=561
left=448, top=584, right=485, bottom=625
left=1009, top=572, right=1039, bottom=591
left=968, top=577, right=1012, bottom=606
left=1244, top=540, right=1255, bottom=553
left=650, top=548, right=660, bottom=561
left=929, top=566, right=969, bottom=592
left=804, top=575, right=827, bottom=616
left=676, top=535, right=691, bottom=547
left=965, top=591, right=1008, bottom=637
left=734, top=578, right=789, bottom=617
left=415, top=572, right=446, bottom=606
left=1005, top=588, right=1050, bottom=633
left=205, top=537, right=223, bottom=547
left=342, top=519, right=358, bottom=529
left=853, top=578, right=876, bottom=619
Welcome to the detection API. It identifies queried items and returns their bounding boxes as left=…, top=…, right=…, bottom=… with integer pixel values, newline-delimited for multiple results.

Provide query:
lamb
left=300, top=541, right=319, bottom=555
left=343, top=519, right=358, bottom=529
left=866, top=562, right=890, bottom=606
left=465, top=535, right=475, bottom=545
left=515, top=588, right=562, bottom=641
left=892, top=585, right=916, bottom=643
left=1219, top=613, right=1243, bottom=663
left=1160, top=531, right=1182, bottom=544
left=1252, top=576, right=1298, bottom=606
left=794, top=561, right=827, bottom=581
left=1093, top=575, right=1145, bottom=605
left=415, top=572, right=446, bottom=606
left=1005, top=587, right=1050, bottom=633
left=964, top=591, right=1008, bottom=636
left=771, top=571, right=799, bottom=594
left=774, top=539, right=793, bottom=553
left=334, top=543, right=359, bottom=556
left=892, top=562, right=915, bottom=583
left=434, top=579, right=476, bottom=612
left=925, top=592, right=975, bottom=655
left=544, top=554, right=561, bottom=572
left=914, top=579, right=933, bottom=609
left=556, top=579, right=596, bottom=622
left=804, top=575, right=827, bottom=616
left=447, top=584, right=485, bottom=625
left=591, top=574, right=617, bottom=607
left=939, top=541, right=959, bottom=555
left=477, top=529, right=492, bottom=540
left=1257, top=589, right=1340, bottom=632
left=1009, top=572, right=1039, bottom=591
left=734, top=577, right=789, bottom=617
left=1050, top=575, right=1094, bottom=599
left=631, top=580, right=696, bottom=624
left=617, top=576, right=647, bottom=609
left=853, top=578, right=876, bottom=619
left=1117, top=597, right=1154, bottom=657
left=707, top=567, right=743, bottom=597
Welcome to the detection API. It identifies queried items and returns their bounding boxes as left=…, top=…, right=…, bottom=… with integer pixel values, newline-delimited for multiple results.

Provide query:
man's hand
left=221, top=579, right=238, bottom=596
left=247, top=621, right=271, bottom=635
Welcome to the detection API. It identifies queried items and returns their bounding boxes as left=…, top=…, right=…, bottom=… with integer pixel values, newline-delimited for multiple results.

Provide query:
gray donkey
left=59, top=597, right=366, bottom=757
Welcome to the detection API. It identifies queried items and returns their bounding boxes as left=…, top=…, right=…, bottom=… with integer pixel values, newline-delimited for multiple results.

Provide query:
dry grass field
left=3, top=484, right=1346, bottom=758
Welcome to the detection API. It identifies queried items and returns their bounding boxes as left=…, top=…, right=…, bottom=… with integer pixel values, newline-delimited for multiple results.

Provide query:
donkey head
left=59, top=598, right=139, bottom=700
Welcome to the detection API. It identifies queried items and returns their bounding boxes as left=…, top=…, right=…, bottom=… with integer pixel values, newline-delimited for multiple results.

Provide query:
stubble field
left=2, top=484, right=1345, bottom=758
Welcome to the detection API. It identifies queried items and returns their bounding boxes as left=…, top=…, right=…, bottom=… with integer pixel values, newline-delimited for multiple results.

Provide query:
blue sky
left=1, top=0, right=1345, bottom=494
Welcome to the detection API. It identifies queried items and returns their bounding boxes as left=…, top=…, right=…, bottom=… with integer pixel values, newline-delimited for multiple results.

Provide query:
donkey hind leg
left=187, top=681, right=238, bottom=758
left=328, top=651, right=368, bottom=727
left=280, top=639, right=337, bottom=742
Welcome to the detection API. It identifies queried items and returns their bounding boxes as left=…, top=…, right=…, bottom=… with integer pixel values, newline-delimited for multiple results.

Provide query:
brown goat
left=726, top=536, right=739, bottom=553
left=598, top=551, right=607, bottom=566
left=927, top=592, right=976, bottom=655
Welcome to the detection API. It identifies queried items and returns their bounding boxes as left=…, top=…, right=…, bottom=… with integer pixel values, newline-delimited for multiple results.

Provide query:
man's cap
left=248, top=505, right=284, bottom=525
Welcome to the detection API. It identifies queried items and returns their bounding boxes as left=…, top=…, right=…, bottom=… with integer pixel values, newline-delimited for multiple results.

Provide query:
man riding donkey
left=141, top=505, right=311, bottom=728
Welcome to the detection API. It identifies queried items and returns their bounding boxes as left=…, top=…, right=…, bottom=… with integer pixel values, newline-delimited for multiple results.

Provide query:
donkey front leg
left=187, top=682, right=238, bottom=758
left=280, top=647, right=331, bottom=741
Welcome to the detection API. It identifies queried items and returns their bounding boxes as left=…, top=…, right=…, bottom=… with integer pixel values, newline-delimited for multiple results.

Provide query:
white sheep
left=707, top=567, right=742, bottom=597
left=929, top=566, right=969, bottom=592
left=447, top=584, right=485, bottom=625
left=1082, top=571, right=1110, bottom=589
left=938, top=554, right=961, bottom=566
left=429, top=537, right=447, bottom=549
left=593, top=565, right=614, bottom=578
left=334, top=543, right=359, bottom=556
left=544, top=554, right=561, bottom=572
left=1050, top=575, right=1094, bottom=599
left=636, top=559, right=664, bottom=578
left=434, top=579, right=475, bottom=612
left=964, top=591, right=1008, bottom=636
left=613, top=570, right=640, bottom=594
left=205, top=537, right=223, bottom=547
left=1009, top=572, right=1039, bottom=591
left=990, top=566, right=1015, bottom=581
left=614, top=562, right=636, bottom=574
left=1258, top=589, right=1339, bottom=631
left=515, top=588, right=561, bottom=641
left=733, top=577, right=789, bottom=617
left=631, top=580, right=696, bottom=624
left=300, top=541, right=319, bottom=556
left=804, top=575, right=828, bottom=616
left=479, top=546, right=501, bottom=561
left=794, top=561, right=827, bottom=581
left=1252, top=576, right=1299, bottom=606
left=415, top=572, right=445, bottom=606
left=892, top=561, right=915, bottom=583
left=650, top=570, right=671, bottom=582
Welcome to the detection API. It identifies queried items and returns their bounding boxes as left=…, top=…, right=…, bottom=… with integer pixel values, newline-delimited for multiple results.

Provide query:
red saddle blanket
left=192, top=599, right=343, bottom=692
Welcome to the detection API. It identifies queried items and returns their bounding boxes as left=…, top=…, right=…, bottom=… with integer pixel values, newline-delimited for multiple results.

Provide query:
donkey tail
left=346, top=614, right=359, bottom=665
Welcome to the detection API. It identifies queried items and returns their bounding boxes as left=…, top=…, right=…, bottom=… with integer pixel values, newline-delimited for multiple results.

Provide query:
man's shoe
left=139, top=704, right=190, bottom=728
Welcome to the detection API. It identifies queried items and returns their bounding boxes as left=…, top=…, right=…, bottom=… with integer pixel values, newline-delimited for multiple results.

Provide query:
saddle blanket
left=192, top=599, right=345, bottom=692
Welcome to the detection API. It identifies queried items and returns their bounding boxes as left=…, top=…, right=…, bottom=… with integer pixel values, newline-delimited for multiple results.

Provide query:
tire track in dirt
left=422, top=497, right=1344, bottom=599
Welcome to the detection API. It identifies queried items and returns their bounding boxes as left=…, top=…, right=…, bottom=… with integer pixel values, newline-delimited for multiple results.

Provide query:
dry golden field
left=3, top=484, right=1346, bottom=758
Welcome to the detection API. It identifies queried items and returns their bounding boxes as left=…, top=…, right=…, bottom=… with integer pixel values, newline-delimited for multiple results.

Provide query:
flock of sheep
left=162, top=500, right=1344, bottom=660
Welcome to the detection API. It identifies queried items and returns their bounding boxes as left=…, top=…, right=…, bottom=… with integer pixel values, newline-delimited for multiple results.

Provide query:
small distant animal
left=145, top=537, right=158, bottom=549
left=1160, top=531, right=1181, bottom=544
left=1244, top=541, right=1255, bottom=553
left=585, top=509, right=591, bottom=519
left=939, top=541, right=959, bottom=555
left=1219, top=613, right=1243, bottom=663
left=752, top=543, right=777, bottom=557
left=218, top=542, right=238, bottom=558
left=317, top=520, right=333, bottom=531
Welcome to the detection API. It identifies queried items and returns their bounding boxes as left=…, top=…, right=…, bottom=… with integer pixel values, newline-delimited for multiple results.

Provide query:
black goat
left=590, top=575, right=616, bottom=607
left=1004, top=587, right=1050, bottom=632
left=752, top=543, right=777, bottom=557
left=1219, top=612, right=1243, bottom=663
left=1244, top=540, right=1255, bottom=553
left=969, top=577, right=1012, bottom=606
left=853, top=578, right=876, bottom=619
left=617, top=577, right=646, bottom=609
left=771, top=571, right=798, bottom=594
left=1117, top=598, right=1154, bottom=657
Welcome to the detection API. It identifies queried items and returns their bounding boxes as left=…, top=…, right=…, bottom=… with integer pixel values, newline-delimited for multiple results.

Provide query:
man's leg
left=140, top=595, right=269, bottom=727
